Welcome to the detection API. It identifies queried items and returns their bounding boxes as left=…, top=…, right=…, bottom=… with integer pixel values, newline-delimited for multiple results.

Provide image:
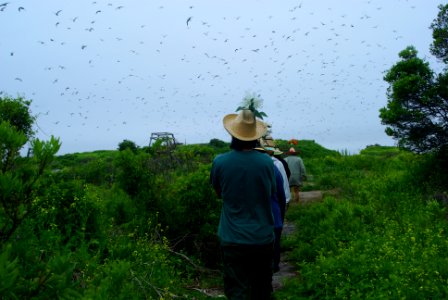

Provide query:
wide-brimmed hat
left=223, top=110, right=268, bottom=141
left=274, top=148, right=283, bottom=155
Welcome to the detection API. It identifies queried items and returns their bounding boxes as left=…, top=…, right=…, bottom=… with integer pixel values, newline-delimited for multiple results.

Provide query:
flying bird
left=18, top=6, right=25, bottom=12
left=0, top=2, right=8, bottom=11
left=55, top=9, right=62, bottom=16
left=186, top=16, right=192, bottom=27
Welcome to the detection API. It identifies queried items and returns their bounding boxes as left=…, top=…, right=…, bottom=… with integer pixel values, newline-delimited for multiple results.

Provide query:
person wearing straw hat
left=264, top=146, right=290, bottom=210
left=210, top=96, right=276, bottom=299
left=285, top=147, right=307, bottom=203
left=273, top=148, right=291, bottom=180
left=270, top=147, right=291, bottom=204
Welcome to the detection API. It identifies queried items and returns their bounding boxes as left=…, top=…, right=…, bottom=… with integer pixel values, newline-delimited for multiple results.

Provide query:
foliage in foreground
left=2, top=95, right=447, bottom=299
left=0, top=96, right=221, bottom=299
left=1, top=95, right=61, bottom=244
left=276, top=146, right=448, bottom=299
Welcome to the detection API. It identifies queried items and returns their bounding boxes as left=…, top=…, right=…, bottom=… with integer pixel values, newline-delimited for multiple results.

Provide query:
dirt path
left=272, top=190, right=325, bottom=290
left=272, top=221, right=298, bottom=290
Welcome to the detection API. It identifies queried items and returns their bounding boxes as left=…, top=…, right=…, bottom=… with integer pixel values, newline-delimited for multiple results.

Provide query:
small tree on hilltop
left=379, top=4, right=448, bottom=154
left=118, top=139, right=138, bottom=153
left=209, top=138, right=226, bottom=148
left=0, top=95, right=60, bottom=244
left=0, top=96, right=35, bottom=139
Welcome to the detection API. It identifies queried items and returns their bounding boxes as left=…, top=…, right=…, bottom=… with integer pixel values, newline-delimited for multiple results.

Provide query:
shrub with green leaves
left=1, top=95, right=61, bottom=245
left=277, top=147, right=448, bottom=299
left=158, top=164, right=222, bottom=267
left=118, top=139, right=138, bottom=153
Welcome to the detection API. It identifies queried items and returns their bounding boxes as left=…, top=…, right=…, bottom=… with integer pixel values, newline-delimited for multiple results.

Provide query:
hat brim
left=274, top=150, right=283, bottom=155
left=253, top=147, right=266, bottom=152
left=223, top=114, right=268, bottom=141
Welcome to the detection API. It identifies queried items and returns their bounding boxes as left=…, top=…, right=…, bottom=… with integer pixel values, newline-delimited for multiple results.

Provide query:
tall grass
left=275, top=146, right=448, bottom=299
left=2, top=140, right=446, bottom=299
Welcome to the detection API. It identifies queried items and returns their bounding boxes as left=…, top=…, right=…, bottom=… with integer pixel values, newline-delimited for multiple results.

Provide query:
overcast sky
left=1, top=0, right=444, bottom=154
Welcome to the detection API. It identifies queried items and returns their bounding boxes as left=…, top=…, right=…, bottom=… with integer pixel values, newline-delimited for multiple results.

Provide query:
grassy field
left=1, top=140, right=447, bottom=299
left=275, top=145, right=448, bottom=299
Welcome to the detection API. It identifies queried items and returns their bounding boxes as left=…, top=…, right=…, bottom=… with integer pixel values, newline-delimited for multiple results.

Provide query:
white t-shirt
left=272, top=157, right=291, bottom=203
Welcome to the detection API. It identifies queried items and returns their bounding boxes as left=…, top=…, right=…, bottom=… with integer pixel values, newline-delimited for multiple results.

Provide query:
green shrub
left=280, top=147, right=448, bottom=299
left=0, top=244, right=20, bottom=298
left=51, top=151, right=118, bottom=187
left=208, top=138, right=227, bottom=148
left=275, top=139, right=341, bottom=160
left=118, top=139, right=138, bottom=153
left=114, top=149, right=155, bottom=204
left=158, top=164, right=221, bottom=267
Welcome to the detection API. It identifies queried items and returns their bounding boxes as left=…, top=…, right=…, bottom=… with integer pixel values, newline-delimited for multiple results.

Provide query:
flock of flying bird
left=1, top=1, right=437, bottom=153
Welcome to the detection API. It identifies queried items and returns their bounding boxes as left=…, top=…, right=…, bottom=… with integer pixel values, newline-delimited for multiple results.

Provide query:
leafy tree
left=0, top=96, right=60, bottom=244
left=430, top=4, right=448, bottom=64
left=118, top=139, right=138, bottom=153
left=379, top=5, right=448, bottom=154
left=209, top=138, right=227, bottom=148
left=0, top=95, right=35, bottom=139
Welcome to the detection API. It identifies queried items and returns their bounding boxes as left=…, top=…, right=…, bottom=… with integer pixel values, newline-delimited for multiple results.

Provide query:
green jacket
left=210, top=150, right=276, bottom=246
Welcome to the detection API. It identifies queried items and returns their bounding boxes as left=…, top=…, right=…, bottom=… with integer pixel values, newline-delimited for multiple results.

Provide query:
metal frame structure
left=149, top=132, right=177, bottom=152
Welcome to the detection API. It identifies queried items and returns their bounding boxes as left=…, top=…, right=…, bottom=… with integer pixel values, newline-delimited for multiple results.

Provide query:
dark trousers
left=221, top=243, right=273, bottom=300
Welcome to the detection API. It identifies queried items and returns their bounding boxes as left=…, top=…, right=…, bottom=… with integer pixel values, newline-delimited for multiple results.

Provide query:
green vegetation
left=2, top=109, right=447, bottom=298
left=276, top=145, right=448, bottom=299
left=118, top=139, right=139, bottom=153
left=379, top=4, right=448, bottom=154
left=1, top=96, right=61, bottom=245
left=2, top=6, right=447, bottom=299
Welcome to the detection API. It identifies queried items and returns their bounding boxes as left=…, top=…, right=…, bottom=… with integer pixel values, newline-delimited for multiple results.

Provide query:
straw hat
left=263, top=135, right=276, bottom=147
left=264, top=146, right=275, bottom=153
left=274, top=148, right=283, bottom=155
left=223, top=110, right=268, bottom=141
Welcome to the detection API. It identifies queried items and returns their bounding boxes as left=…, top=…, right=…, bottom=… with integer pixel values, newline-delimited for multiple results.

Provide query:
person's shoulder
left=213, top=151, right=231, bottom=163
left=259, top=153, right=275, bottom=166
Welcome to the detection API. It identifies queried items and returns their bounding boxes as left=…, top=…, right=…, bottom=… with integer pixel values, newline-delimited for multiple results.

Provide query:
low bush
left=157, top=164, right=222, bottom=267
left=278, top=147, right=448, bottom=299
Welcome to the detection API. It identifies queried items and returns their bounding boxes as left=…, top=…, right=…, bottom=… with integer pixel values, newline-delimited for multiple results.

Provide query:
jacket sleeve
left=275, top=167, right=286, bottom=223
left=210, top=160, right=222, bottom=198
